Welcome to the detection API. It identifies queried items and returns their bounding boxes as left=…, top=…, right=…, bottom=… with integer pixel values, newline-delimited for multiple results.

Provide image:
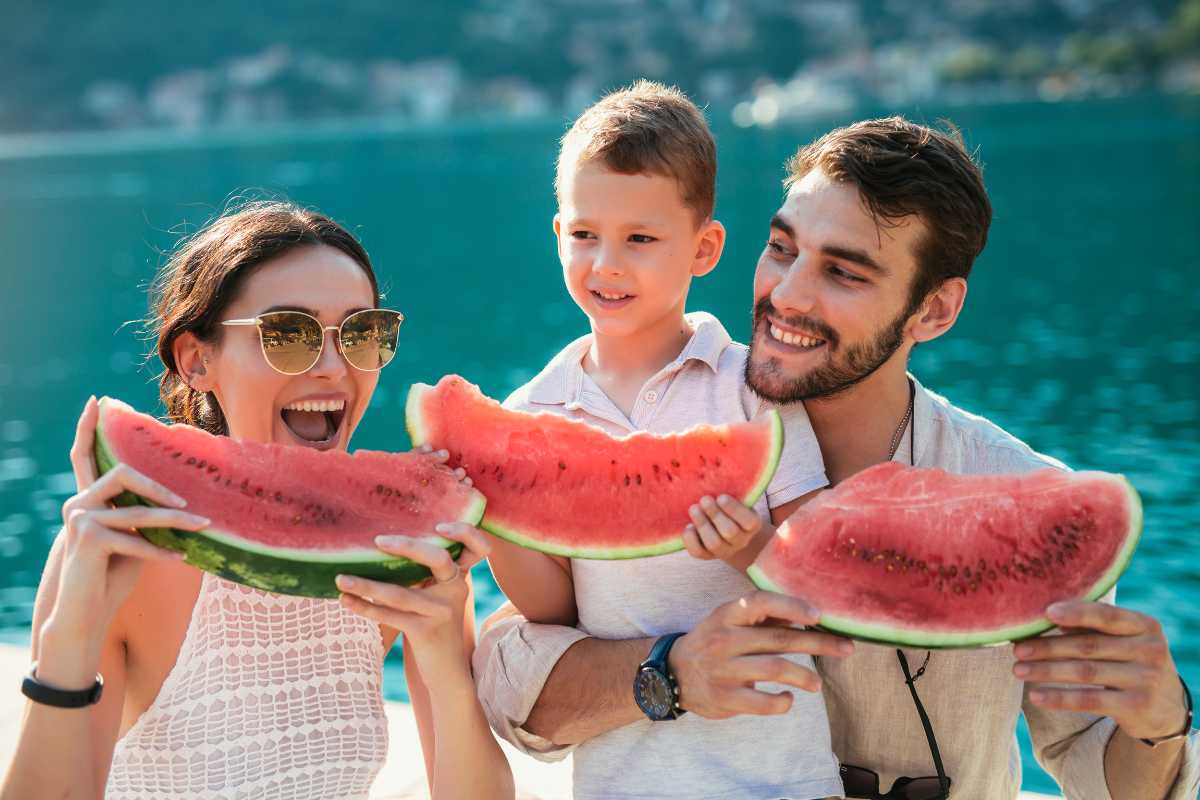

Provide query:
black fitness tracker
left=21, top=661, right=104, bottom=708
left=634, top=632, right=686, bottom=721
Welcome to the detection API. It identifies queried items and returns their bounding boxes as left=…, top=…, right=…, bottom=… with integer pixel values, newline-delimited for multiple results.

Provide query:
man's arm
left=473, top=593, right=853, bottom=752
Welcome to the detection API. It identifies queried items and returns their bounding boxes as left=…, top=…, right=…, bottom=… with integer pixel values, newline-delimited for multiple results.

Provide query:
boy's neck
left=804, top=357, right=915, bottom=485
left=583, top=306, right=693, bottom=417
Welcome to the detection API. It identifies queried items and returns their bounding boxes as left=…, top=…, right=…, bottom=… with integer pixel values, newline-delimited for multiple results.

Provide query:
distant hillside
left=4, top=0, right=1197, bottom=133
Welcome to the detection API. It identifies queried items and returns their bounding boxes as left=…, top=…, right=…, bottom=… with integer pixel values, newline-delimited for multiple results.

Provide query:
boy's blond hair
left=555, top=80, right=716, bottom=223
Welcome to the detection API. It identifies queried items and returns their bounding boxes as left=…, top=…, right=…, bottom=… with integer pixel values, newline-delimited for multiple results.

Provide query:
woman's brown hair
left=151, top=200, right=377, bottom=435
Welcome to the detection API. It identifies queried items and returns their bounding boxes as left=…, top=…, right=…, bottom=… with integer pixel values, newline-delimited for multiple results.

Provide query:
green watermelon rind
left=94, top=398, right=481, bottom=599
left=747, top=474, right=1143, bottom=649
left=408, top=382, right=785, bottom=559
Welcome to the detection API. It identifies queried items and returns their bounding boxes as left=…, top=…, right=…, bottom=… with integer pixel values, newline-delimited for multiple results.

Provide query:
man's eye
left=766, top=239, right=790, bottom=256
left=629, top=234, right=656, bottom=243
left=829, top=264, right=865, bottom=282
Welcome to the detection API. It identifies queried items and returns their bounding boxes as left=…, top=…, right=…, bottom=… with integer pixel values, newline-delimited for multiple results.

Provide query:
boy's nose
left=591, top=244, right=624, bottom=276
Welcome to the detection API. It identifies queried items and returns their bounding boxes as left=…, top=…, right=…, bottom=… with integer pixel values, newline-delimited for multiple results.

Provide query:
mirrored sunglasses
left=221, top=308, right=403, bottom=375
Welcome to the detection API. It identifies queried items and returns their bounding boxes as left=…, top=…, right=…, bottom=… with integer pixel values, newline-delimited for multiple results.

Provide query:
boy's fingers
left=689, top=505, right=728, bottom=556
left=682, top=525, right=715, bottom=560
left=701, top=498, right=744, bottom=545
left=716, top=495, right=760, bottom=530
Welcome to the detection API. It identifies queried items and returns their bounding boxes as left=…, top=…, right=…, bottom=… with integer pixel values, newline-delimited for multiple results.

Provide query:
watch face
left=634, top=667, right=674, bottom=720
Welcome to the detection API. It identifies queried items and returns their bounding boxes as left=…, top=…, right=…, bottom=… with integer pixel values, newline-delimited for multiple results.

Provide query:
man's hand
left=1014, top=601, right=1189, bottom=741
left=668, top=591, right=854, bottom=719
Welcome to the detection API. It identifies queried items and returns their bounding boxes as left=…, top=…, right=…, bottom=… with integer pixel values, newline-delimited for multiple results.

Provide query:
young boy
left=483, top=81, right=843, bottom=800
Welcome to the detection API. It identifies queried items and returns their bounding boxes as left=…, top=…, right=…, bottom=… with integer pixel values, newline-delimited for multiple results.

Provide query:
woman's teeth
left=769, top=324, right=825, bottom=349
left=283, top=399, right=346, bottom=412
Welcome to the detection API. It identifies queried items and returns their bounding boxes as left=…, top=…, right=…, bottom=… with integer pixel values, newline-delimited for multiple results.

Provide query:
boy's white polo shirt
left=497, top=311, right=843, bottom=800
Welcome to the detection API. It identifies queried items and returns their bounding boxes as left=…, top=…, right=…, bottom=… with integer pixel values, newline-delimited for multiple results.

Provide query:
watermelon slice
left=406, top=376, right=783, bottom=559
left=748, top=462, right=1142, bottom=648
left=94, top=397, right=487, bottom=598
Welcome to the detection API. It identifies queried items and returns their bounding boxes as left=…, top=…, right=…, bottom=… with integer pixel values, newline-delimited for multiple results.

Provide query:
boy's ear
left=908, top=277, right=967, bottom=344
left=691, top=219, right=726, bottom=278
left=552, top=213, right=564, bottom=258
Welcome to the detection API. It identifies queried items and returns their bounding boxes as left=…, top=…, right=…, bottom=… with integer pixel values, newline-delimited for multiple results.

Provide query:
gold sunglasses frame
left=221, top=308, right=405, bottom=376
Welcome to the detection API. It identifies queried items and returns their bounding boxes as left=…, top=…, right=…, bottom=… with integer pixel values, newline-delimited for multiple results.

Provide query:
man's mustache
left=752, top=297, right=839, bottom=348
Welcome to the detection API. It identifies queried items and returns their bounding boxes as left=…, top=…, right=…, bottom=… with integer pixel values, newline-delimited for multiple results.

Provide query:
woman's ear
left=173, top=332, right=215, bottom=392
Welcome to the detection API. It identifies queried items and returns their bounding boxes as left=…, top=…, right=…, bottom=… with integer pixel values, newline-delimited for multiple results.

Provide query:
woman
left=1, top=201, right=514, bottom=800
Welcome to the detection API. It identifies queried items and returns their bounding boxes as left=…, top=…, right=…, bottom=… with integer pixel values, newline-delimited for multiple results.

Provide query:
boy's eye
left=629, top=234, right=656, bottom=244
left=570, top=230, right=596, bottom=240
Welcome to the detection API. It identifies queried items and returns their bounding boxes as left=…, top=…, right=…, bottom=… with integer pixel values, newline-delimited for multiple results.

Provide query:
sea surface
left=0, top=96, right=1196, bottom=793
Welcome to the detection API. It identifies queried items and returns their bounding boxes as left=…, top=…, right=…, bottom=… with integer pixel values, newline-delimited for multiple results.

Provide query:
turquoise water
left=0, top=96, right=1196, bottom=793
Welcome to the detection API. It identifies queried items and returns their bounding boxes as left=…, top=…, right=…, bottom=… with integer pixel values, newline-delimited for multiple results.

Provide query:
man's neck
left=804, top=358, right=915, bottom=485
left=584, top=305, right=692, bottom=417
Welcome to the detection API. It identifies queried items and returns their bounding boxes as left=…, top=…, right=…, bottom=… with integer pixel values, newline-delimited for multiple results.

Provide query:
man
left=474, top=117, right=1198, bottom=799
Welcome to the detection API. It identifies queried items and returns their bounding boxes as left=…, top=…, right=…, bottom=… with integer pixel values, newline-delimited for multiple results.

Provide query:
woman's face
left=187, top=244, right=380, bottom=450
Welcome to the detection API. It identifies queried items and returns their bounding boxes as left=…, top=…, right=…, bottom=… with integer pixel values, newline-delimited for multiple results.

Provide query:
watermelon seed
left=559, top=461, right=567, bottom=471
left=666, top=473, right=673, bottom=482
left=172, top=451, right=182, bottom=458
left=670, top=459, right=680, bottom=468
left=274, top=492, right=283, bottom=503
left=623, top=475, right=630, bottom=487
left=714, top=457, right=722, bottom=467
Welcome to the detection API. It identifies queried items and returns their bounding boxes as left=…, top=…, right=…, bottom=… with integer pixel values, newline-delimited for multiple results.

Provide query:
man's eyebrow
left=822, top=245, right=889, bottom=275
left=769, top=214, right=794, bottom=238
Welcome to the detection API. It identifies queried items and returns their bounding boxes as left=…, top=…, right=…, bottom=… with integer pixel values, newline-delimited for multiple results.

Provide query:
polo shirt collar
left=524, top=311, right=731, bottom=407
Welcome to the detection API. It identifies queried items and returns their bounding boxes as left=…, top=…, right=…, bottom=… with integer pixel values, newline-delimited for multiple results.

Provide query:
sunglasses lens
left=840, top=765, right=880, bottom=798
left=893, top=776, right=950, bottom=800
left=340, top=309, right=401, bottom=372
left=258, top=312, right=323, bottom=375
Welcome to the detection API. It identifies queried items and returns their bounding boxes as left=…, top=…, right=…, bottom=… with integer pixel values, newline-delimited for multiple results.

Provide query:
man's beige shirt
left=473, top=374, right=1200, bottom=800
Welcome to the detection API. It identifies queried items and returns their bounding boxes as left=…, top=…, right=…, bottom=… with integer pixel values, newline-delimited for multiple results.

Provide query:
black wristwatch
left=21, top=661, right=104, bottom=708
left=634, top=632, right=686, bottom=721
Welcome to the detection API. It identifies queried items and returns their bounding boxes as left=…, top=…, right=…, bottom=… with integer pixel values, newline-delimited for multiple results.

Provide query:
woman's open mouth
left=280, top=398, right=348, bottom=450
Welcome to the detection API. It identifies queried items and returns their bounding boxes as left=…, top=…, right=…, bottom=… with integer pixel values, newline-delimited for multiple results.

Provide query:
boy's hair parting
left=785, top=116, right=992, bottom=311
left=556, top=79, right=717, bottom=223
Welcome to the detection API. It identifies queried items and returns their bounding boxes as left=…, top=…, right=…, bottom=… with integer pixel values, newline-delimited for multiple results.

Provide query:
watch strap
left=21, top=661, right=104, bottom=709
left=639, top=632, right=686, bottom=720
left=1140, top=674, right=1193, bottom=748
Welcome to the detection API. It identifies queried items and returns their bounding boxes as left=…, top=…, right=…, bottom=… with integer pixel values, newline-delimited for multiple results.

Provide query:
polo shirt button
left=644, top=390, right=658, bottom=404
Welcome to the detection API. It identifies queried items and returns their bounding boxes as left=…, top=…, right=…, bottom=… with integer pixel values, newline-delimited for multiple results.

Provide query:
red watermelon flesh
left=405, top=375, right=783, bottom=558
left=748, top=462, right=1142, bottom=648
left=94, top=397, right=486, bottom=596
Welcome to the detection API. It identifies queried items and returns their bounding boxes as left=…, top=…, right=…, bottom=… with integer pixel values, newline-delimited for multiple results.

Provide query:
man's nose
left=770, top=251, right=818, bottom=315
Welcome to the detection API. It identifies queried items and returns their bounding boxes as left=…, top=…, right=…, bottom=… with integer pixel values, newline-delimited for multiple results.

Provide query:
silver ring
left=436, top=563, right=462, bottom=584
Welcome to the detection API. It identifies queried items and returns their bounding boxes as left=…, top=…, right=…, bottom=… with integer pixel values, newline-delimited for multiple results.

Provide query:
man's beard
left=745, top=296, right=911, bottom=403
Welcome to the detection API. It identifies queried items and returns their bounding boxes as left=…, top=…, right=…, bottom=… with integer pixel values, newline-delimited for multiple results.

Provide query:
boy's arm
left=487, top=537, right=576, bottom=625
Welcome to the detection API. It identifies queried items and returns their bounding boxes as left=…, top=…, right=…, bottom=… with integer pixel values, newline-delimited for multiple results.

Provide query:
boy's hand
left=683, top=495, right=765, bottom=563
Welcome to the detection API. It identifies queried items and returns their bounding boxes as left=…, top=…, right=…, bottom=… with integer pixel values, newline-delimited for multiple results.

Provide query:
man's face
left=746, top=168, right=927, bottom=402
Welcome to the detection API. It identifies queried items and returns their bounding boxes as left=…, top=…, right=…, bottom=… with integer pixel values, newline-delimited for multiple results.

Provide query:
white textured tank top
left=105, top=572, right=390, bottom=800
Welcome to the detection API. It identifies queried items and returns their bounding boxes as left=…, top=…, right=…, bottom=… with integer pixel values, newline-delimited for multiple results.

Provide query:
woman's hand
left=336, top=522, right=491, bottom=679
left=40, top=397, right=206, bottom=678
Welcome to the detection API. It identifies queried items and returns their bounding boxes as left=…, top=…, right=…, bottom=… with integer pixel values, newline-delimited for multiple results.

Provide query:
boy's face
left=554, top=160, right=721, bottom=339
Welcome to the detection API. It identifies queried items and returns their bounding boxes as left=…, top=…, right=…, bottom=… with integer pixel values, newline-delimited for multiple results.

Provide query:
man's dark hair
left=785, top=116, right=992, bottom=310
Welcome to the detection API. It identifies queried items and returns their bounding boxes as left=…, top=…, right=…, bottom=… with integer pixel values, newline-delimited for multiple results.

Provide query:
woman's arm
left=340, top=523, right=514, bottom=800
left=1, top=398, right=205, bottom=800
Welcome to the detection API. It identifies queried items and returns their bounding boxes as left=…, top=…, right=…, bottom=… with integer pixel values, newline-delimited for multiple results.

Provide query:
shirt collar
left=524, top=311, right=732, bottom=407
